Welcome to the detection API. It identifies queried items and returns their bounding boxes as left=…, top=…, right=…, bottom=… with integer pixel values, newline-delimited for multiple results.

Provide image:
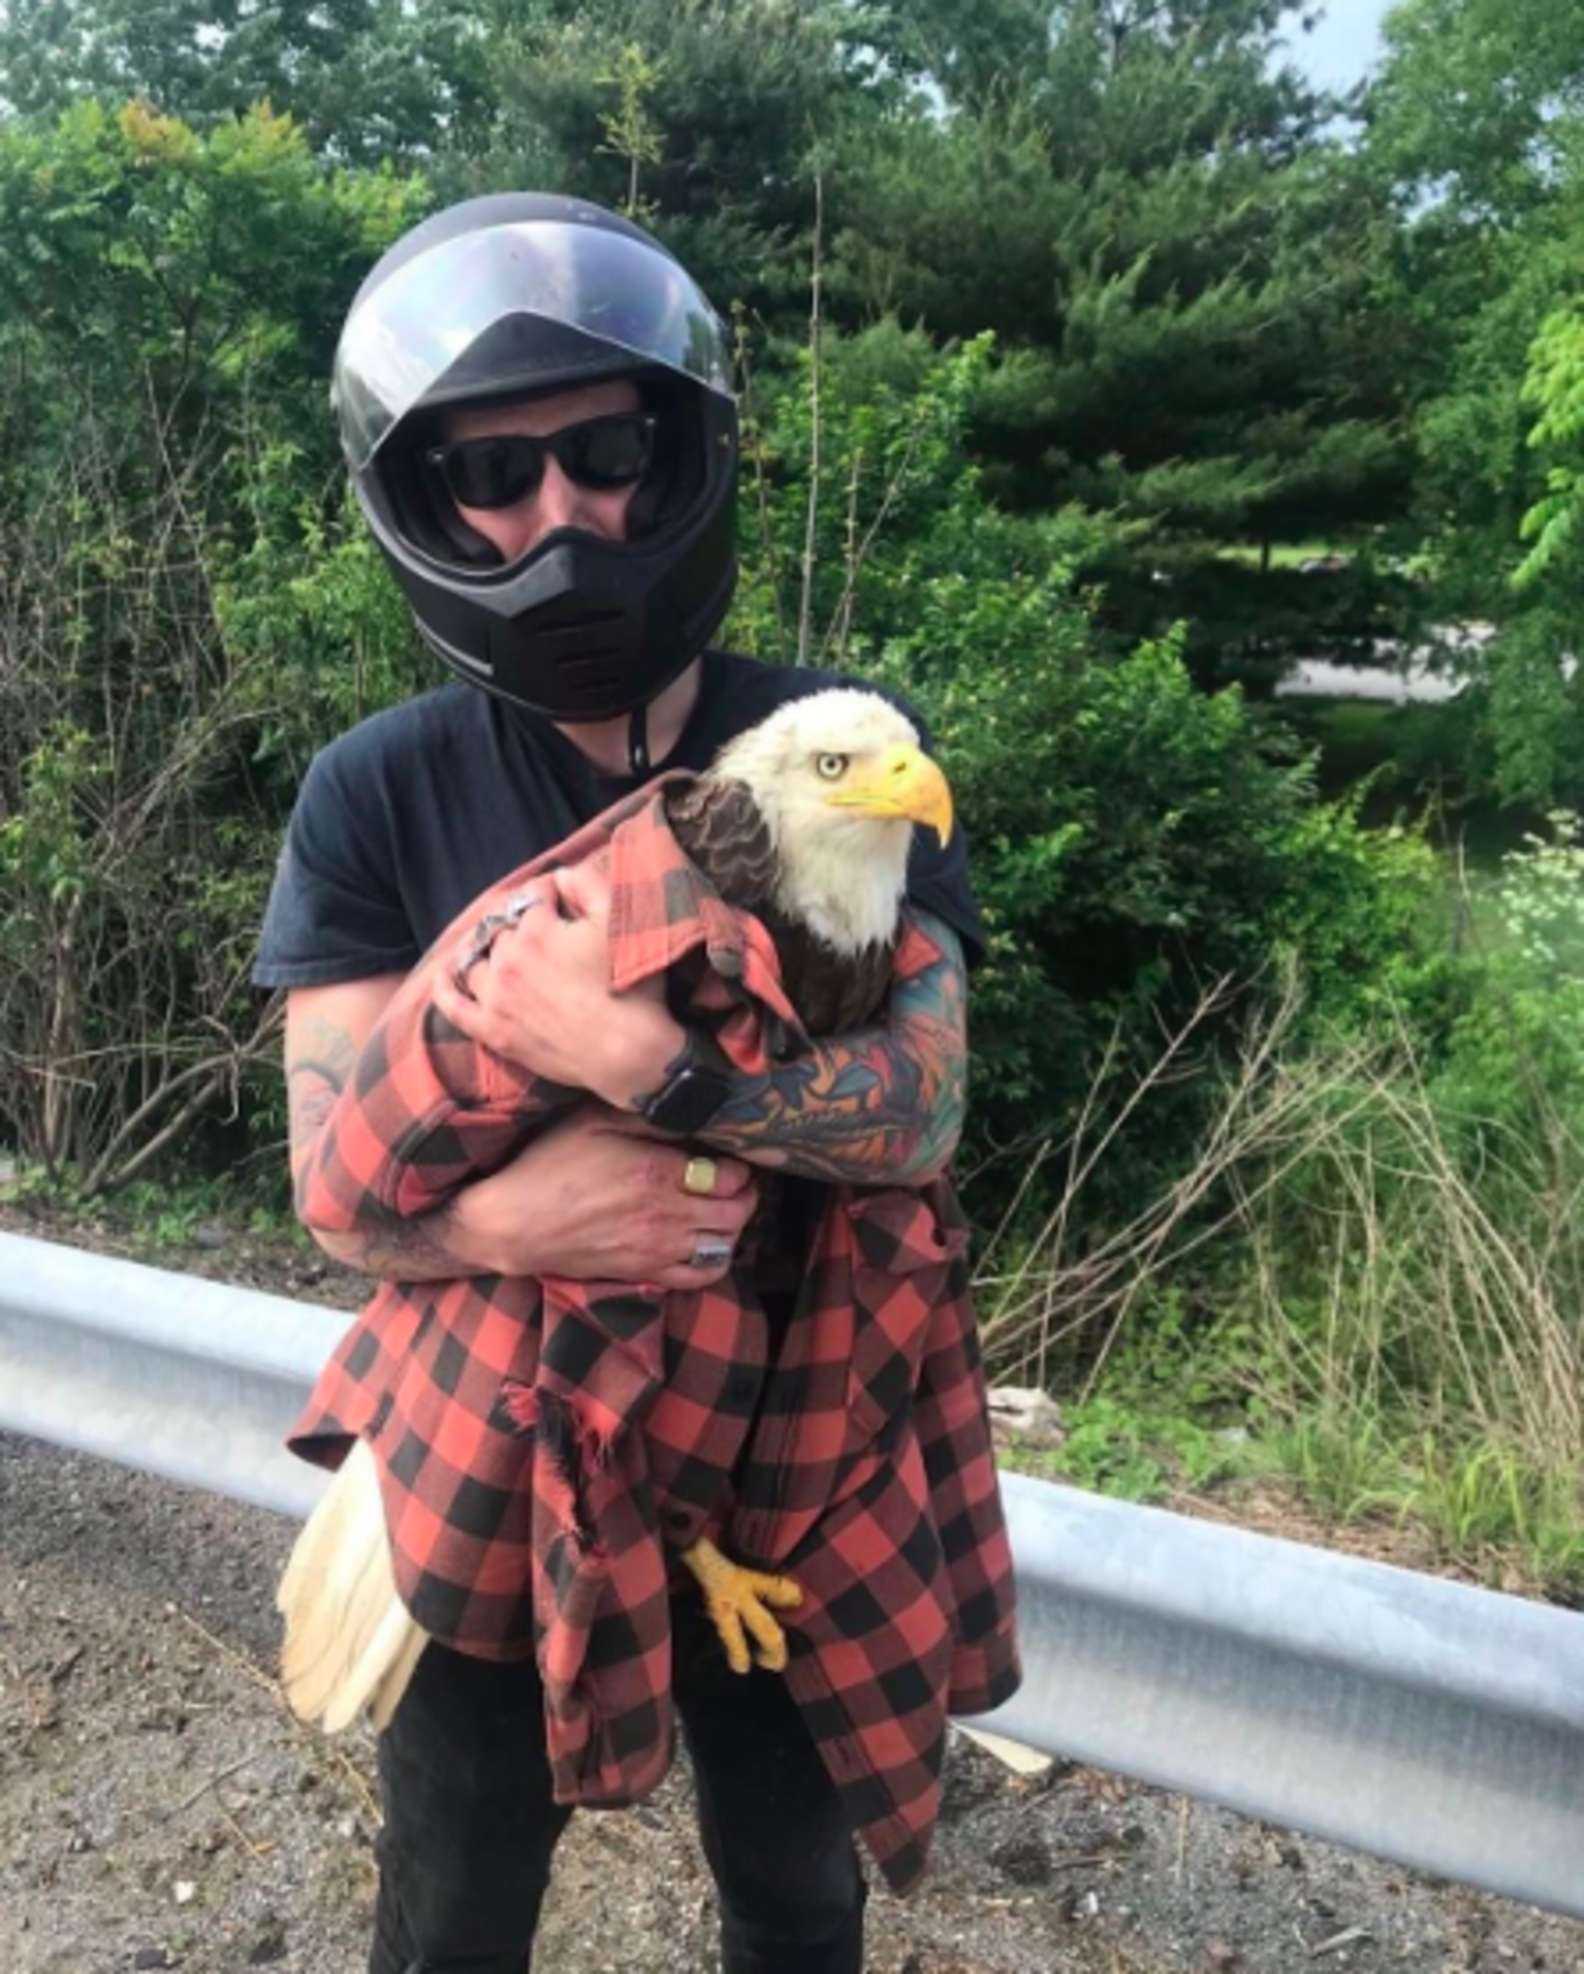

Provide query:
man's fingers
left=600, top=1120, right=756, bottom=1199
left=432, top=970, right=492, bottom=1038
left=689, top=1154, right=755, bottom=1199
left=650, top=1262, right=733, bottom=1291
left=553, top=856, right=613, bottom=922
left=660, top=1145, right=755, bottom=1201
left=687, top=1197, right=754, bottom=1239
left=437, top=993, right=509, bottom=1058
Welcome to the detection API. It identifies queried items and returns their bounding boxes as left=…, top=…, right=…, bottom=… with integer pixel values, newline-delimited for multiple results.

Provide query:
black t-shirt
left=253, top=649, right=984, bottom=988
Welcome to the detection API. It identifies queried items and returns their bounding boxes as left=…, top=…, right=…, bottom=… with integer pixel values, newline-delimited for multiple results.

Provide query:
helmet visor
left=334, top=219, right=734, bottom=473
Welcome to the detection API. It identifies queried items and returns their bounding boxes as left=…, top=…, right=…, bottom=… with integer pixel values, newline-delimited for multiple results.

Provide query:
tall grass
left=975, top=947, right=1584, bottom=1595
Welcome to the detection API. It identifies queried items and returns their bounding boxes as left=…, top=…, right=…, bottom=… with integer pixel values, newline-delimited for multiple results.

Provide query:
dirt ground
left=3, top=1200, right=1583, bottom=1973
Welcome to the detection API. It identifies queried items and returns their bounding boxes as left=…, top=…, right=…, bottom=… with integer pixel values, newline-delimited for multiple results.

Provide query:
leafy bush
left=0, top=103, right=421, bottom=1186
left=1429, top=812, right=1584, bottom=1184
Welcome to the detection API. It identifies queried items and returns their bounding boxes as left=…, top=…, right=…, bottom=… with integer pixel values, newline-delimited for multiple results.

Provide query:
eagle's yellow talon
left=678, top=1535, right=802, bottom=1674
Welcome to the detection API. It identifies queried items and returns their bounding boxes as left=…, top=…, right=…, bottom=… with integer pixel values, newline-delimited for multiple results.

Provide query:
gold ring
left=681, top=1155, right=719, bottom=1198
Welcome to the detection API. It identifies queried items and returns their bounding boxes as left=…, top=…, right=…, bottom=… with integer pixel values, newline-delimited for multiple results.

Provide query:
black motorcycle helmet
left=332, top=192, right=738, bottom=727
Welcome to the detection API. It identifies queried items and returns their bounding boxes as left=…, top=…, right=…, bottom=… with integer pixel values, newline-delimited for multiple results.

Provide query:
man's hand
left=430, top=854, right=685, bottom=1110
left=449, top=1105, right=758, bottom=1288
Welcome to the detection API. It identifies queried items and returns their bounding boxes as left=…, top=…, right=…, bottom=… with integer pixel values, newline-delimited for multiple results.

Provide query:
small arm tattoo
left=286, top=1015, right=359, bottom=1189
left=287, top=1009, right=479, bottom=1279
left=312, top=1203, right=475, bottom=1282
left=703, top=911, right=968, bottom=1185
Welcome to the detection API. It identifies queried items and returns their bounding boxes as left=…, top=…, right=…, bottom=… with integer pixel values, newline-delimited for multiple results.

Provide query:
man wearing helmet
left=256, top=195, right=1010, bottom=1974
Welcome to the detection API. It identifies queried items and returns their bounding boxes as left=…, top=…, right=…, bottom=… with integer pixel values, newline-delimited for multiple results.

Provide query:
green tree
left=437, top=0, right=893, bottom=318
left=1362, top=0, right=1584, bottom=798
left=0, top=0, right=492, bottom=164
left=1365, top=0, right=1584, bottom=226
left=828, top=7, right=1413, bottom=682
left=0, top=101, right=423, bottom=1183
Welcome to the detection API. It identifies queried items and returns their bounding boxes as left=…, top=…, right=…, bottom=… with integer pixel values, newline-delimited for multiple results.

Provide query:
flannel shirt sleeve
left=294, top=948, right=576, bottom=1233
left=912, top=1203, right=1021, bottom=1716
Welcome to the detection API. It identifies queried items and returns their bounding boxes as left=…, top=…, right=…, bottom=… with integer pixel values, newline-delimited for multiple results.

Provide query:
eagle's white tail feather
left=369, top=1614, right=431, bottom=1732
left=277, top=1437, right=426, bottom=1732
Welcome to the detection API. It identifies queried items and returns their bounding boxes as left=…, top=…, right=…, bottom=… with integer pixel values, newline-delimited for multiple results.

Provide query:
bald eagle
left=665, top=687, right=952, bottom=1034
left=279, top=688, right=956, bottom=1729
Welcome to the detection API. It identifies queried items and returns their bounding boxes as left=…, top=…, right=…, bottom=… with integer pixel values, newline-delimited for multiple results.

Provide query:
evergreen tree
left=828, top=3, right=1414, bottom=680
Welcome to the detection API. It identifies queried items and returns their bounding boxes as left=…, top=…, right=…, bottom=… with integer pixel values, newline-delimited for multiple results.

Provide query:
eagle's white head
left=706, top=688, right=955, bottom=954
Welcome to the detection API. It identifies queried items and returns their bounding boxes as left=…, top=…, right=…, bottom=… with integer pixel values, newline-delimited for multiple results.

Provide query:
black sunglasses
left=423, top=412, right=656, bottom=510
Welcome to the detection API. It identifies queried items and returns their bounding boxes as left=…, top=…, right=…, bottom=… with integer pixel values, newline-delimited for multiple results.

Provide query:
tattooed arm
left=286, top=977, right=478, bottom=1280
left=434, top=893, right=972, bottom=1191
left=698, top=909, right=968, bottom=1187
left=285, top=978, right=756, bottom=1288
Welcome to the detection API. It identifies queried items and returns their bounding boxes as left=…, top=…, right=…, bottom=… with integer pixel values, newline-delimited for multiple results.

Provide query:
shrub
left=0, top=103, right=421, bottom=1186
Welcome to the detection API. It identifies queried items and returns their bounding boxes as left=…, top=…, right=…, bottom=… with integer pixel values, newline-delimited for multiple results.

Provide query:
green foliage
left=1430, top=814, right=1584, bottom=1173
left=0, top=0, right=493, bottom=166
left=0, top=723, right=105, bottom=906
left=822, top=19, right=1409, bottom=678
left=0, top=102, right=422, bottom=1184
left=1516, top=305, right=1584, bottom=592
left=1263, top=803, right=1447, bottom=1027
left=1361, top=8, right=1584, bottom=802
left=7, top=1158, right=301, bottom=1254
left=1006, top=1393, right=1241, bottom=1503
left=0, top=96, right=423, bottom=466
left=592, top=40, right=666, bottom=218
left=1367, top=0, right=1584, bottom=225
left=435, top=0, right=884, bottom=316
left=1493, top=307, right=1584, bottom=798
left=210, top=447, right=431, bottom=793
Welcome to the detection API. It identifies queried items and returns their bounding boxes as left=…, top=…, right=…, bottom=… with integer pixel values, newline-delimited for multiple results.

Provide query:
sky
left=1275, top=0, right=1397, bottom=96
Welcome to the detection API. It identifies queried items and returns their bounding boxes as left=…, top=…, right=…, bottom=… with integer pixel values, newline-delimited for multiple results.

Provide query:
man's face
left=440, top=377, right=642, bottom=562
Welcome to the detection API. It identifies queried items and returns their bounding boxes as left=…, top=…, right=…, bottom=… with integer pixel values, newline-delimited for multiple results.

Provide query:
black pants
left=369, top=1598, right=866, bottom=1974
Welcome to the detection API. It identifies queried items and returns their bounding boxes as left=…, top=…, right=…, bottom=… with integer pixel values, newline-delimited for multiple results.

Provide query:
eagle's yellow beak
left=827, top=744, right=954, bottom=845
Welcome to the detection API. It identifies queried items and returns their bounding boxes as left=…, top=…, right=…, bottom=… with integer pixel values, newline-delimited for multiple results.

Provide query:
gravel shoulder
left=2, top=1204, right=1582, bottom=1973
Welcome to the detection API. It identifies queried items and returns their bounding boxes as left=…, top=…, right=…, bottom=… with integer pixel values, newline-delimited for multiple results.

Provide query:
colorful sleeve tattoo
left=701, top=909, right=968, bottom=1185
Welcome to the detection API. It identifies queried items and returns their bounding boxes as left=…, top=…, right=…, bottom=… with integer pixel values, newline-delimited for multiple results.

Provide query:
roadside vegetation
left=1, top=0, right=1582, bottom=1600
left=986, top=816, right=1584, bottom=1603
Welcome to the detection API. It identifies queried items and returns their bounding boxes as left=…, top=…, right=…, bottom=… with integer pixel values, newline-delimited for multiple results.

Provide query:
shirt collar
left=605, top=782, right=803, bottom=1033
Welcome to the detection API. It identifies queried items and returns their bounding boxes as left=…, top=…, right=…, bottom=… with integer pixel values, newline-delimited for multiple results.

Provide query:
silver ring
left=456, top=891, right=543, bottom=985
left=690, top=1235, right=734, bottom=1271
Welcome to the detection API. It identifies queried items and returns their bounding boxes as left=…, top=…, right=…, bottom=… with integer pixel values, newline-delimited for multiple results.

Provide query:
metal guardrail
left=2, top=1228, right=1582, bottom=1920
left=0, top=1227, right=344, bottom=1519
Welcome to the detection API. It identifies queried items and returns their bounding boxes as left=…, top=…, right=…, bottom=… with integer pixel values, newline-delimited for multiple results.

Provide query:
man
left=255, top=192, right=1016, bottom=1974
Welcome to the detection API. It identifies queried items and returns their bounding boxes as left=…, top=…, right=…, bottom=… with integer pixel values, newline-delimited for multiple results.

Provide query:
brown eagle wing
left=664, top=776, right=779, bottom=912
left=665, top=777, right=896, bottom=1038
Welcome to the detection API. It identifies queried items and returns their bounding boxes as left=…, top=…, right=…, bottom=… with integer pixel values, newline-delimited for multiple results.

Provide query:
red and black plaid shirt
left=290, top=783, right=1020, bottom=1894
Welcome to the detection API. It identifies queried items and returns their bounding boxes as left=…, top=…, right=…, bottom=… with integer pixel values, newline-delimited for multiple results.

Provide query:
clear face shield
left=333, top=217, right=734, bottom=474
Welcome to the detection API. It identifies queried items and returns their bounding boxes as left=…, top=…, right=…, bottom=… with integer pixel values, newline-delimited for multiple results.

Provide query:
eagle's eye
left=815, top=752, right=848, bottom=781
